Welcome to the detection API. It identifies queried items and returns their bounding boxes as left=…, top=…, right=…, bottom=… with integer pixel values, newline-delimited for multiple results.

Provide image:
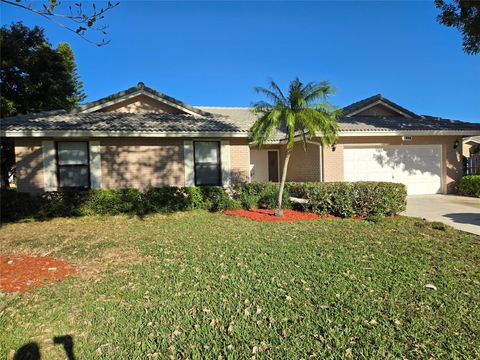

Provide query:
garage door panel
left=344, top=146, right=442, bottom=195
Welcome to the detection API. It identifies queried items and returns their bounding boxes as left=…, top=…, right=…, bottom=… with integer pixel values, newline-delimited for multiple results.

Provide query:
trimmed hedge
left=0, top=186, right=241, bottom=222
left=234, top=181, right=406, bottom=217
left=1, top=181, right=407, bottom=222
left=287, top=181, right=407, bottom=217
left=236, top=182, right=290, bottom=210
left=459, top=175, right=480, bottom=198
left=0, top=189, right=40, bottom=221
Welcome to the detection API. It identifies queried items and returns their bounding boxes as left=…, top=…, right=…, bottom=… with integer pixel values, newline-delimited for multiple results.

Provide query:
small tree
left=0, top=22, right=87, bottom=188
left=250, top=78, right=339, bottom=216
left=435, top=0, right=480, bottom=55
left=1, top=22, right=87, bottom=117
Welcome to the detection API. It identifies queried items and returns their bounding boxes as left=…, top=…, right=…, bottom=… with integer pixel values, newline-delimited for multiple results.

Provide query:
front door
left=268, top=151, right=279, bottom=182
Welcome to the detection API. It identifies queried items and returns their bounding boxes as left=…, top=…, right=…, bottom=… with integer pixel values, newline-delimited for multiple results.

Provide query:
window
left=194, top=141, right=221, bottom=185
left=57, top=142, right=90, bottom=189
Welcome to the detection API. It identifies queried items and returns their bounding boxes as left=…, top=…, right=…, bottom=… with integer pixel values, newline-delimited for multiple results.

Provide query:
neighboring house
left=463, top=136, right=480, bottom=157
left=2, top=82, right=480, bottom=195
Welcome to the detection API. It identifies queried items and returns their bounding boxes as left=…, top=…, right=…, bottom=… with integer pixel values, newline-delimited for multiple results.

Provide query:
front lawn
left=1, top=212, right=479, bottom=358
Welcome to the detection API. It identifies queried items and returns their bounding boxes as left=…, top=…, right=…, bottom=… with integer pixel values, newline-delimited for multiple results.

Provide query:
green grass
left=1, top=212, right=479, bottom=359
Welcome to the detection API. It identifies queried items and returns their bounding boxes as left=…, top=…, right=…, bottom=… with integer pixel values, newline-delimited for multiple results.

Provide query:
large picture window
left=57, top=142, right=90, bottom=189
left=194, top=141, right=221, bottom=186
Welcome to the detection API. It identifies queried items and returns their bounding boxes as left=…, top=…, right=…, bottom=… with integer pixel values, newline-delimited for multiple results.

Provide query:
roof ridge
left=71, top=84, right=141, bottom=113
left=342, top=94, right=382, bottom=113
left=0, top=109, right=67, bottom=120
left=196, top=106, right=251, bottom=109
left=342, top=94, right=418, bottom=118
left=71, top=82, right=215, bottom=117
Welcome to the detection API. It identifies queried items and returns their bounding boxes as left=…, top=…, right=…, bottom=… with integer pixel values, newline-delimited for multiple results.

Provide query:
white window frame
left=56, top=141, right=91, bottom=189
left=193, top=141, right=221, bottom=186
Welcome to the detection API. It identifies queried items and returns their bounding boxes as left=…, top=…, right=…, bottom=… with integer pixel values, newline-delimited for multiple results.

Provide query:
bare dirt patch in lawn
left=75, top=247, right=149, bottom=282
left=0, top=255, right=76, bottom=293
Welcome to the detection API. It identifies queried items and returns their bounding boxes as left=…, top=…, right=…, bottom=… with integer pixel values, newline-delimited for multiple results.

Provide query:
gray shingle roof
left=1, top=111, right=248, bottom=133
left=198, top=107, right=480, bottom=133
left=2, top=92, right=479, bottom=136
left=337, top=115, right=480, bottom=132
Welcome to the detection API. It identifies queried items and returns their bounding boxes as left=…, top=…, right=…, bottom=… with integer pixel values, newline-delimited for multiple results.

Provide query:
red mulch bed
left=224, top=208, right=336, bottom=222
left=0, top=255, right=76, bottom=293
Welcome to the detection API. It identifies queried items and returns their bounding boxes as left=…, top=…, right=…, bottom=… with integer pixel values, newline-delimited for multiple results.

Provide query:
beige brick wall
left=14, top=137, right=251, bottom=192
left=99, top=138, right=185, bottom=189
left=256, top=143, right=322, bottom=182
left=229, top=138, right=250, bottom=183
left=13, top=135, right=463, bottom=194
left=100, top=137, right=250, bottom=189
left=442, top=137, right=463, bottom=194
left=322, top=143, right=344, bottom=182
left=15, top=138, right=44, bottom=193
left=284, top=143, right=321, bottom=182
left=322, top=135, right=463, bottom=194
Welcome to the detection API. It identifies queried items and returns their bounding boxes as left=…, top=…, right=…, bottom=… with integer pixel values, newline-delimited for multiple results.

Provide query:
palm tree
left=250, top=78, right=340, bottom=216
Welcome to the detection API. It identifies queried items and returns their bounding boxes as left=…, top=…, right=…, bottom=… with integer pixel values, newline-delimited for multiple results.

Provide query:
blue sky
left=2, top=1, right=479, bottom=121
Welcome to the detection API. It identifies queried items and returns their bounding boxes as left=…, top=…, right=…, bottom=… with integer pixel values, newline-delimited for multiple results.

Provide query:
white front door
left=344, top=145, right=443, bottom=195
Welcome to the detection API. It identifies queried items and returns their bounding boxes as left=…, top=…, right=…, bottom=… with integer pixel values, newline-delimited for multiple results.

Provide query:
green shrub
left=221, top=197, right=242, bottom=211
left=83, top=189, right=143, bottom=215
left=0, top=189, right=39, bottom=222
left=183, top=187, right=208, bottom=210
left=287, top=181, right=406, bottom=218
left=37, top=190, right=91, bottom=218
left=459, top=175, right=480, bottom=198
left=352, top=182, right=407, bottom=217
left=238, top=192, right=261, bottom=210
left=1, top=181, right=407, bottom=222
left=33, top=189, right=145, bottom=218
left=288, top=182, right=355, bottom=217
left=237, top=182, right=290, bottom=210
left=1, top=186, right=243, bottom=222
left=143, top=187, right=186, bottom=213
left=199, top=186, right=241, bottom=211
left=258, top=186, right=287, bottom=209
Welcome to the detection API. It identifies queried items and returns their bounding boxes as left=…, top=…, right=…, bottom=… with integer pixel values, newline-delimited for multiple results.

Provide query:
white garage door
left=344, top=146, right=443, bottom=195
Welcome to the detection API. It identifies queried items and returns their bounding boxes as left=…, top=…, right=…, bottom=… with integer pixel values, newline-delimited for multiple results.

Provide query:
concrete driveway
left=404, top=195, right=480, bottom=235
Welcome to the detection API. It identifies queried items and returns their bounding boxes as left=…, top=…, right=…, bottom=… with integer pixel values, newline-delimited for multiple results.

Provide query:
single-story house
left=2, top=82, right=480, bottom=195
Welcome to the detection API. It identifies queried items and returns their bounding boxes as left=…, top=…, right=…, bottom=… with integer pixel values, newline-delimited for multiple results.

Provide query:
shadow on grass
left=14, top=335, right=75, bottom=360
left=13, top=342, right=40, bottom=360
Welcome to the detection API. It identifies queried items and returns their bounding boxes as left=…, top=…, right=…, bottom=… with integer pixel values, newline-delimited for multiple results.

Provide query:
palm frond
left=303, top=82, right=335, bottom=104
left=251, top=77, right=339, bottom=149
left=267, top=80, right=288, bottom=104
left=254, top=79, right=288, bottom=106
left=251, top=100, right=273, bottom=115
left=249, top=107, right=283, bottom=147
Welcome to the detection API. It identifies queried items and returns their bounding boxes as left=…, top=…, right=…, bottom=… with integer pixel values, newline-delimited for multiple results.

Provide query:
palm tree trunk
left=275, top=148, right=292, bottom=217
